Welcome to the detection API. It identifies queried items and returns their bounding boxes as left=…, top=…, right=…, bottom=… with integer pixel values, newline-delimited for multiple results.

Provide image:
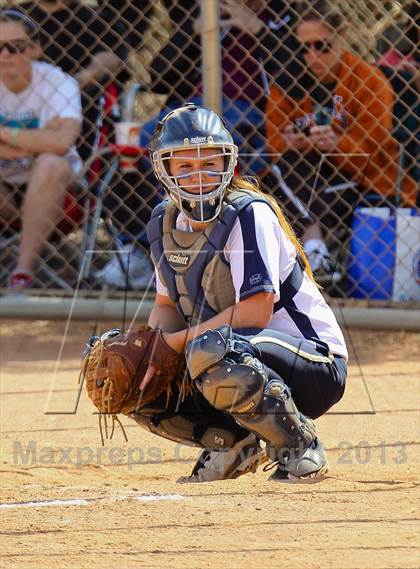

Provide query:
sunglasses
left=0, top=40, right=31, bottom=54
left=301, top=39, right=334, bottom=54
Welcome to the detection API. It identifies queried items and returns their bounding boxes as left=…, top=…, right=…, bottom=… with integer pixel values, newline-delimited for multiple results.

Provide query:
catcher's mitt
left=79, top=327, right=188, bottom=443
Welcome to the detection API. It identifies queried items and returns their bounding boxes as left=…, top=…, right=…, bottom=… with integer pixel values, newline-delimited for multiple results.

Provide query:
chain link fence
left=0, top=0, right=418, bottom=303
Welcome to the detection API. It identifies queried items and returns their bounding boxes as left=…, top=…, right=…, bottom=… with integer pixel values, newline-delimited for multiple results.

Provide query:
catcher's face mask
left=154, top=145, right=237, bottom=223
left=150, top=104, right=238, bottom=223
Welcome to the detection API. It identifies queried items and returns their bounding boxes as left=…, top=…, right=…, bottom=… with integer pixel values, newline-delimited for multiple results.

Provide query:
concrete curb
left=1, top=295, right=419, bottom=330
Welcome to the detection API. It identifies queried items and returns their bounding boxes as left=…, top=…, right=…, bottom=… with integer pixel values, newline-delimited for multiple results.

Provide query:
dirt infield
left=1, top=319, right=419, bottom=569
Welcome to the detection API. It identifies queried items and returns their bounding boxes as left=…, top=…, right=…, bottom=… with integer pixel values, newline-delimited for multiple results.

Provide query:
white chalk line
left=0, top=498, right=91, bottom=509
left=0, top=493, right=186, bottom=510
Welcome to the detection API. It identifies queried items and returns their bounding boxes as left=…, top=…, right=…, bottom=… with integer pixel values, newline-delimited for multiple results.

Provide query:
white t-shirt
left=0, top=61, right=82, bottom=180
left=156, top=201, right=348, bottom=360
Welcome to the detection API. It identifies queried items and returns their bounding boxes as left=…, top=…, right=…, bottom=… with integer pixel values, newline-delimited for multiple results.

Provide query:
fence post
left=200, top=0, right=222, bottom=114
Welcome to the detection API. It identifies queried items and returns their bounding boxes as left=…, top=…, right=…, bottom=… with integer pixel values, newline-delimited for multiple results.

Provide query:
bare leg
left=0, top=181, right=20, bottom=230
left=16, top=154, right=75, bottom=273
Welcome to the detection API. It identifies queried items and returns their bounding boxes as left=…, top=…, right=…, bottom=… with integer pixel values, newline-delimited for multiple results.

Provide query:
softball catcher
left=81, top=104, right=348, bottom=482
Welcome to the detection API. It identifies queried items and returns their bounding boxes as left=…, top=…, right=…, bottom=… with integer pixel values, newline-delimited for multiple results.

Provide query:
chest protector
left=148, top=190, right=269, bottom=325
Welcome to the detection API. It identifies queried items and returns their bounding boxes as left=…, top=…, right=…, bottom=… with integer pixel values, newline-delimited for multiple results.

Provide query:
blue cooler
left=348, top=207, right=420, bottom=300
left=348, top=208, right=396, bottom=299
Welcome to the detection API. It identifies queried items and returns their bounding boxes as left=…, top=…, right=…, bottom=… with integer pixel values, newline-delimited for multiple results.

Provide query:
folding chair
left=77, top=79, right=160, bottom=289
left=79, top=143, right=149, bottom=286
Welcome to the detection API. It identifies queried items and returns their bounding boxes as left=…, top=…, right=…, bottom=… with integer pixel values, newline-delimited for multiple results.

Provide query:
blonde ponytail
left=228, top=176, right=317, bottom=283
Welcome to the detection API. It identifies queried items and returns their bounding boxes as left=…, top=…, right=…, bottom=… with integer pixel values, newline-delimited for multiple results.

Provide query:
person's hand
left=139, top=331, right=184, bottom=391
left=309, top=125, right=338, bottom=153
left=283, top=124, right=313, bottom=152
left=0, top=143, right=28, bottom=159
left=220, top=0, right=264, bottom=35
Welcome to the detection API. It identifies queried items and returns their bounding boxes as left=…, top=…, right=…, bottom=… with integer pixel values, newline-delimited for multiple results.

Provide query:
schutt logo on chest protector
left=168, top=253, right=191, bottom=267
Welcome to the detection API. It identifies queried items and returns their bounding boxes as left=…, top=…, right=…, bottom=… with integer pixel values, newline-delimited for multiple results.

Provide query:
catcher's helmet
left=150, top=104, right=238, bottom=222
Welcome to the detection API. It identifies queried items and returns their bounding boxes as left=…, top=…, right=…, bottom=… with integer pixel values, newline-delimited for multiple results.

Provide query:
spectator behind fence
left=265, top=0, right=417, bottom=283
left=376, top=1, right=419, bottom=193
left=16, top=0, right=129, bottom=160
left=0, top=10, right=82, bottom=292
left=140, top=0, right=314, bottom=175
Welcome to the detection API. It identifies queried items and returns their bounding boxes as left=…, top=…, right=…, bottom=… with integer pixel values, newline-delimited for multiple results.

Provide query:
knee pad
left=197, top=355, right=267, bottom=414
left=187, top=325, right=266, bottom=414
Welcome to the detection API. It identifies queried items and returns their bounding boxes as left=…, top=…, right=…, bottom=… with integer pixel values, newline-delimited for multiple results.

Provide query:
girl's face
left=168, top=147, right=225, bottom=194
left=297, top=20, right=343, bottom=82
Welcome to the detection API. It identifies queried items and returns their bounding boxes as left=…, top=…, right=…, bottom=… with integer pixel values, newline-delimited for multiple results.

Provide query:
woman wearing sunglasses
left=0, top=10, right=82, bottom=291
left=266, top=0, right=417, bottom=283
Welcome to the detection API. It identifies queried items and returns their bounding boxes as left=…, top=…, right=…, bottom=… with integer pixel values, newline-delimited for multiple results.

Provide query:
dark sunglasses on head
left=0, top=40, right=31, bottom=54
left=301, top=39, right=334, bottom=54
